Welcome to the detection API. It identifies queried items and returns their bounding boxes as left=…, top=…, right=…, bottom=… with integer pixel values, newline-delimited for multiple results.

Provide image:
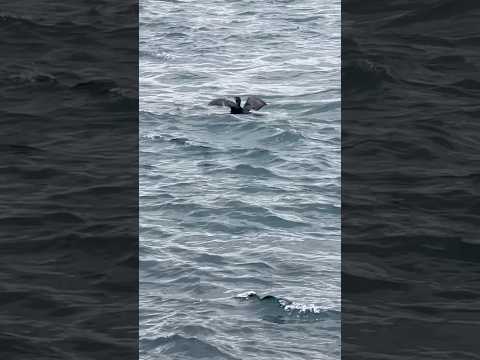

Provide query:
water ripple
left=140, top=0, right=340, bottom=359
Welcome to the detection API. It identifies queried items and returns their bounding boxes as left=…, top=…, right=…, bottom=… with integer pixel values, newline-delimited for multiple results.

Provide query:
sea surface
left=140, top=1, right=340, bottom=359
left=1, top=1, right=138, bottom=359
left=342, top=0, right=480, bottom=358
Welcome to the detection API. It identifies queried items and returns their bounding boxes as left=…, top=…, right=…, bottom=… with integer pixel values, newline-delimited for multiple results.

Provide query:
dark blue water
left=140, top=1, right=340, bottom=359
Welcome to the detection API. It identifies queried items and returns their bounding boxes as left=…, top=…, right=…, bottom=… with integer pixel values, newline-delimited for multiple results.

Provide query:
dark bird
left=208, top=96, right=267, bottom=114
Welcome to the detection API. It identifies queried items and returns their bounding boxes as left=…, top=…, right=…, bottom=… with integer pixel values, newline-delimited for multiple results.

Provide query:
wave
left=235, top=291, right=339, bottom=323
left=343, top=59, right=395, bottom=92
left=260, top=130, right=306, bottom=145
left=205, top=164, right=280, bottom=178
left=141, top=334, right=239, bottom=359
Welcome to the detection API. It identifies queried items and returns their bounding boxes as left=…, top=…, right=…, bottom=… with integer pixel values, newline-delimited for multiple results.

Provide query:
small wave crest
left=235, top=291, right=339, bottom=322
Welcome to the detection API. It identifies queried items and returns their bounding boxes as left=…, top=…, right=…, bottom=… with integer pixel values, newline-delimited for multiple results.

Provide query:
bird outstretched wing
left=208, top=98, right=237, bottom=108
left=243, top=96, right=267, bottom=111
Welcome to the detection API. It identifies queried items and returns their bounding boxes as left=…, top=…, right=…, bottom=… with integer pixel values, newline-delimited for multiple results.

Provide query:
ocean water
left=140, top=1, right=340, bottom=359
left=342, top=1, right=480, bottom=358
left=1, top=1, right=138, bottom=359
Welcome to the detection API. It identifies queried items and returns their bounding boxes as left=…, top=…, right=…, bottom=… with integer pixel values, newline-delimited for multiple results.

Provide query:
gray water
left=140, top=1, right=340, bottom=359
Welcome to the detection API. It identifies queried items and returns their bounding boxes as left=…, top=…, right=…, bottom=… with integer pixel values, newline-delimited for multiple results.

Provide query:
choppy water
left=342, top=0, right=480, bottom=358
left=140, top=1, right=340, bottom=359
left=1, top=1, right=138, bottom=358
